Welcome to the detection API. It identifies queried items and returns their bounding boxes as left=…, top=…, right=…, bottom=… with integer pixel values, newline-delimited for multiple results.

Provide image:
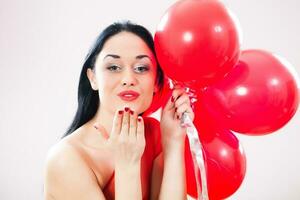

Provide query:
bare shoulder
left=44, top=139, right=89, bottom=177
left=43, top=139, right=106, bottom=200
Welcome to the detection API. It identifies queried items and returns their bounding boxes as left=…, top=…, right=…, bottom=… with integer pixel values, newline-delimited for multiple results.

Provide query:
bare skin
left=43, top=31, right=194, bottom=200
left=44, top=108, right=157, bottom=200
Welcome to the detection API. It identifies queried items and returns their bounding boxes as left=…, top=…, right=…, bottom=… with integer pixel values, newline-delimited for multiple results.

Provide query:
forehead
left=98, top=32, right=155, bottom=62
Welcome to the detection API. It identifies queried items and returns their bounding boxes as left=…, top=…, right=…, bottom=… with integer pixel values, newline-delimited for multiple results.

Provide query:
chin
left=116, top=98, right=152, bottom=114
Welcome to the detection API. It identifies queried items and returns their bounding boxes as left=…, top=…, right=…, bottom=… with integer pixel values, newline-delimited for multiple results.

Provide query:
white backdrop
left=0, top=0, right=299, bottom=199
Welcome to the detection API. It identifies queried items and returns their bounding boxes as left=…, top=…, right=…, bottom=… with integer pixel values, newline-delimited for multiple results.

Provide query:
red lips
left=117, top=90, right=140, bottom=101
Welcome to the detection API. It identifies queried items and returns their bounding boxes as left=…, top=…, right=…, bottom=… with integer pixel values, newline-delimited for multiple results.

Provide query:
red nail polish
left=130, top=110, right=134, bottom=115
left=124, top=107, right=129, bottom=112
left=177, top=115, right=180, bottom=120
left=118, top=110, right=124, bottom=115
left=138, top=117, right=142, bottom=122
left=175, top=107, right=177, bottom=112
left=171, top=96, right=174, bottom=102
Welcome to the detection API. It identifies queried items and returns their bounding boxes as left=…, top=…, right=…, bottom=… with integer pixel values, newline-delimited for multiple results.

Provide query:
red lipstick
left=117, top=90, right=140, bottom=102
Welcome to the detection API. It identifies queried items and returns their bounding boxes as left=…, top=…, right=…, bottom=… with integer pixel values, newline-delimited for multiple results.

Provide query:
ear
left=87, top=68, right=98, bottom=90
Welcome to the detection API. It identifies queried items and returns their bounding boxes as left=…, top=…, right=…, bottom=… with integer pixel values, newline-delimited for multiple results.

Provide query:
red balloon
left=185, top=104, right=246, bottom=199
left=201, top=49, right=300, bottom=135
left=154, top=0, right=241, bottom=85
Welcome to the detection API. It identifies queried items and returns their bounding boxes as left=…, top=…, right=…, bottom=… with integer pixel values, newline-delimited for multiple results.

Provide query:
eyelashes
left=106, top=65, right=121, bottom=71
left=135, top=66, right=149, bottom=72
left=106, top=65, right=150, bottom=73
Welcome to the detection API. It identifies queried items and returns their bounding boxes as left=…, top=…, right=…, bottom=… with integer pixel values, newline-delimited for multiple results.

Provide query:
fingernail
left=130, top=110, right=134, bottom=115
left=118, top=110, right=124, bottom=115
left=175, top=107, right=177, bottom=112
left=138, top=117, right=142, bottom=122
left=171, top=96, right=174, bottom=102
left=124, top=107, right=129, bottom=112
left=177, top=115, right=180, bottom=120
left=93, top=123, right=98, bottom=130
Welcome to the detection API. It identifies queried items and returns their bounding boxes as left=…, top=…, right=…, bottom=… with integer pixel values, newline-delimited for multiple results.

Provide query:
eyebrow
left=103, top=54, right=152, bottom=61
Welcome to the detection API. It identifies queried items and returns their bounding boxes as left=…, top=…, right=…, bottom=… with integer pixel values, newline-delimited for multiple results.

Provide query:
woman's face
left=88, top=31, right=158, bottom=115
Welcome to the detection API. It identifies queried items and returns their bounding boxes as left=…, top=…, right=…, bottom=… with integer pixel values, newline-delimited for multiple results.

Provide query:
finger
left=163, top=87, right=185, bottom=112
left=93, top=123, right=109, bottom=140
left=136, top=116, right=145, bottom=142
left=120, top=106, right=130, bottom=136
left=110, top=109, right=124, bottom=138
left=175, top=103, right=194, bottom=120
left=174, top=93, right=191, bottom=108
left=163, top=94, right=176, bottom=112
left=129, top=108, right=137, bottom=139
left=173, top=82, right=185, bottom=89
left=172, top=87, right=186, bottom=102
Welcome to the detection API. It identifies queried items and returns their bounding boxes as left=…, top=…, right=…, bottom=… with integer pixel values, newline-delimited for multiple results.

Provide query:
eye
left=107, top=65, right=121, bottom=72
left=134, top=65, right=149, bottom=73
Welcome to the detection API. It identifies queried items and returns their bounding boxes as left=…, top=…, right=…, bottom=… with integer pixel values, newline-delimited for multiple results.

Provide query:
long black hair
left=62, top=20, right=164, bottom=138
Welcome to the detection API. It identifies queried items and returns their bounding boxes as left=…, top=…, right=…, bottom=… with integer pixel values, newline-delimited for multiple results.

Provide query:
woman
left=44, top=21, right=194, bottom=200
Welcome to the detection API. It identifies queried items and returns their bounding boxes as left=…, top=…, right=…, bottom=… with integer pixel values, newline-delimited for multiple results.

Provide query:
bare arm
left=149, top=118, right=187, bottom=200
left=94, top=108, right=145, bottom=200
left=151, top=83, right=194, bottom=200
left=158, top=140, right=187, bottom=200
left=115, top=161, right=142, bottom=200
left=150, top=142, right=187, bottom=200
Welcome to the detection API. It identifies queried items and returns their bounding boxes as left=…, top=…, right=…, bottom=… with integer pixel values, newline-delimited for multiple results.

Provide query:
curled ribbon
left=170, top=79, right=209, bottom=200
left=181, top=112, right=209, bottom=200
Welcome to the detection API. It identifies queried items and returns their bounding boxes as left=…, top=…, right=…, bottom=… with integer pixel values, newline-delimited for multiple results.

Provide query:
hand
left=160, top=84, right=195, bottom=145
left=93, top=107, right=145, bottom=167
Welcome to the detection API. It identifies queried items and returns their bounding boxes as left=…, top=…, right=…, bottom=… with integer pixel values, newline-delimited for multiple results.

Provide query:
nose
left=121, top=68, right=138, bottom=86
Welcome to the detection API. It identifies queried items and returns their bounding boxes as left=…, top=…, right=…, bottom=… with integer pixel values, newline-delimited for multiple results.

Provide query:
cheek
left=140, top=78, right=156, bottom=103
left=141, top=74, right=156, bottom=92
left=97, top=75, right=118, bottom=99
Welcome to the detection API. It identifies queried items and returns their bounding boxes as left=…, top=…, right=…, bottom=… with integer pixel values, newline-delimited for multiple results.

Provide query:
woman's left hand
left=160, top=83, right=195, bottom=146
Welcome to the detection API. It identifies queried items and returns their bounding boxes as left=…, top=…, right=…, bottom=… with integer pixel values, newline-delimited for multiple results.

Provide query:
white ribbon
left=170, top=79, right=209, bottom=200
left=181, top=113, right=209, bottom=200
